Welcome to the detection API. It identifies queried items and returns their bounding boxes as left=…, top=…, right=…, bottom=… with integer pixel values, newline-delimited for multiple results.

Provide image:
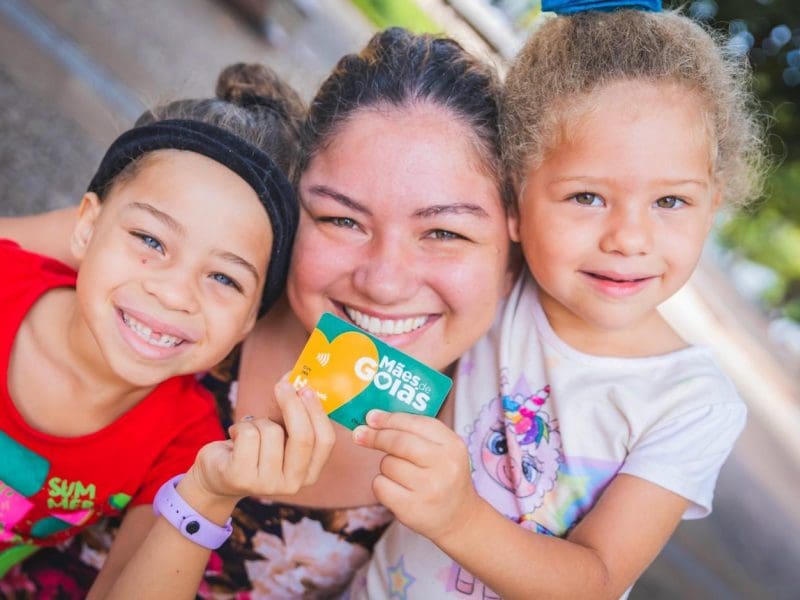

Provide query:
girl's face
left=518, top=81, right=721, bottom=350
left=73, top=150, right=272, bottom=387
left=288, top=103, right=516, bottom=372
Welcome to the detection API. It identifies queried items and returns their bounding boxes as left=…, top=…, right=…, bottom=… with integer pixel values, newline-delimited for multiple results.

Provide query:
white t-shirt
left=346, top=272, right=746, bottom=600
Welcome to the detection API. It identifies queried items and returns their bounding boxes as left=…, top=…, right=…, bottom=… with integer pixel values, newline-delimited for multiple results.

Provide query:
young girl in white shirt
left=349, top=4, right=767, bottom=599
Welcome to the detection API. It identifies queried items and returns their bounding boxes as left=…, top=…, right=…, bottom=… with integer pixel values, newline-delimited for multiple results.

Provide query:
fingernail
left=301, top=387, right=317, bottom=402
left=366, top=409, right=385, bottom=425
left=241, top=415, right=254, bottom=422
left=352, top=426, right=367, bottom=443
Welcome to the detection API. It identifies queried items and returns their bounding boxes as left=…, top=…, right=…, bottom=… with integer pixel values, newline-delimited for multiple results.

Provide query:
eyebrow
left=413, top=204, right=490, bottom=219
left=126, top=202, right=185, bottom=235
left=306, top=185, right=490, bottom=219
left=216, top=251, right=261, bottom=284
left=549, top=175, right=708, bottom=188
left=306, top=185, right=372, bottom=216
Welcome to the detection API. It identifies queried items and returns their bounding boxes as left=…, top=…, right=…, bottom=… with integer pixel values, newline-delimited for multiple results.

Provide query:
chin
left=112, top=362, right=178, bottom=389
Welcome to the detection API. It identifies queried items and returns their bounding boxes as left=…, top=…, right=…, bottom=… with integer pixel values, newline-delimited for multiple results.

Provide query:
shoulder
left=649, top=347, right=743, bottom=412
left=0, top=238, right=76, bottom=281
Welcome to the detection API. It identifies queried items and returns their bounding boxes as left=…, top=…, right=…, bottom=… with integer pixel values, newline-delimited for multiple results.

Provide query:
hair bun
left=216, top=63, right=304, bottom=122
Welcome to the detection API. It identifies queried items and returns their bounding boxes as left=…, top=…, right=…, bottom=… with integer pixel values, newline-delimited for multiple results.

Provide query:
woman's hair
left=302, top=27, right=511, bottom=205
left=96, top=63, right=306, bottom=199
left=502, top=9, right=768, bottom=208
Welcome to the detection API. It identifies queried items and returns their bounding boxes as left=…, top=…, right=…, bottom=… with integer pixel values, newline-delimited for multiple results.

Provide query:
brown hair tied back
left=302, top=27, right=512, bottom=207
left=133, top=63, right=306, bottom=184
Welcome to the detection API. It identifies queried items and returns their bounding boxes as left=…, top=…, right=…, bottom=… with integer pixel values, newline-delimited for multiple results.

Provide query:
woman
left=0, top=28, right=516, bottom=598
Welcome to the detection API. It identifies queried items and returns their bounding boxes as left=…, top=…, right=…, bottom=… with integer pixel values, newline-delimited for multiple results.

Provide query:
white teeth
left=122, top=312, right=184, bottom=348
left=344, top=307, right=429, bottom=336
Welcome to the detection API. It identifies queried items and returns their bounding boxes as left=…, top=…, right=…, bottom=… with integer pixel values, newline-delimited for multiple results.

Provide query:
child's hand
left=190, top=379, right=335, bottom=502
left=353, top=409, right=480, bottom=544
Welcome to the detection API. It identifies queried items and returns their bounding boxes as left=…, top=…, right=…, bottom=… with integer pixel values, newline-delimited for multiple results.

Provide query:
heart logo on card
left=293, top=328, right=378, bottom=413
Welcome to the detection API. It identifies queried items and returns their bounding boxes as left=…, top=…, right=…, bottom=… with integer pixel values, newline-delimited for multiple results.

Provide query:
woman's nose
left=351, top=236, right=422, bottom=306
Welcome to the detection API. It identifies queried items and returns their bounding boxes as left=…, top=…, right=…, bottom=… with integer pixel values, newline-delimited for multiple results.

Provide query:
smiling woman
left=289, top=102, right=512, bottom=372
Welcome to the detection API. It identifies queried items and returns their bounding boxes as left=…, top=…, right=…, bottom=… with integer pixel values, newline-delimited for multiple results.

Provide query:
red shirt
left=0, top=240, right=224, bottom=558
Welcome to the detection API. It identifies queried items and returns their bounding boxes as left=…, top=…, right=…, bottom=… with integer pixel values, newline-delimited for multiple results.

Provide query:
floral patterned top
left=3, top=348, right=394, bottom=599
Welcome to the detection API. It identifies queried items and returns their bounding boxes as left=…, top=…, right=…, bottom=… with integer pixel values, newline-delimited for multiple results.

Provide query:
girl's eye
left=426, top=229, right=466, bottom=241
left=132, top=232, right=164, bottom=253
left=320, top=216, right=359, bottom=229
left=655, top=196, right=686, bottom=209
left=570, top=192, right=604, bottom=207
left=210, top=272, right=242, bottom=292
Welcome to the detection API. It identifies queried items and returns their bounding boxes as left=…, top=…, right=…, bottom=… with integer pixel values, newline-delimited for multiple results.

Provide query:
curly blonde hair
left=501, top=9, right=768, bottom=208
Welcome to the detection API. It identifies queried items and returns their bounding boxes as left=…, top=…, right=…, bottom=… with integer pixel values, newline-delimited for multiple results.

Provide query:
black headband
left=87, top=119, right=298, bottom=315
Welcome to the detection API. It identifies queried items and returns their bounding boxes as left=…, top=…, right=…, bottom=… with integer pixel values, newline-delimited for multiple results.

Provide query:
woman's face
left=287, top=103, right=515, bottom=372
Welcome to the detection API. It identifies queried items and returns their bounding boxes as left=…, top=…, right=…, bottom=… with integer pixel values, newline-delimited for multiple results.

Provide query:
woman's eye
left=132, top=232, right=164, bottom=253
left=321, top=216, right=359, bottom=229
left=426, top=229, right=465, bottom=241
left=210, top=272, right=242, bottom=292
left=655, top=196, right=686, bottom=209
left=570, top=192, right=604, bottom=207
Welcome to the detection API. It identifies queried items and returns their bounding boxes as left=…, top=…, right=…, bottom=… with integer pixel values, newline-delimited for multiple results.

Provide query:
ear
left=70, top=193, right=102, bottom=262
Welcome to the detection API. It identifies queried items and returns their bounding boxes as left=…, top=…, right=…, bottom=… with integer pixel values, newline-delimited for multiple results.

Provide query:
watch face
left=185, top=520, right=201, bottom=535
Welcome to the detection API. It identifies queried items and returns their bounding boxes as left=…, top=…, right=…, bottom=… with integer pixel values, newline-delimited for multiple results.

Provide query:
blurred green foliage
left=349, top=0, right=439, bottom=32
left=671, top=0, right=800, bottom=321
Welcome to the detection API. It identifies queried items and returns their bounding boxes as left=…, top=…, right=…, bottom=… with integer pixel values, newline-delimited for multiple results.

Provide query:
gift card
left=289, top=313, right=452, bottom=429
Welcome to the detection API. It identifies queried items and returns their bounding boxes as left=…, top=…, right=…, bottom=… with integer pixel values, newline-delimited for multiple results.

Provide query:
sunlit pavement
left=1, top=0, right=798, bottom=597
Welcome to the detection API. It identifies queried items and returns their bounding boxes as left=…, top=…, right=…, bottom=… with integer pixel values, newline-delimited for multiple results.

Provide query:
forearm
left=89, top=476, right=239, bottom=600
left=0, top=206, right=79, bottom=266
left=433, top=498, right=614, bottom=600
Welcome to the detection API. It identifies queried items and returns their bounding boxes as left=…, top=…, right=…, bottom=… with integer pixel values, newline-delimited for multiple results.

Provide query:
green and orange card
left=289, top=313, right=452, bottom=429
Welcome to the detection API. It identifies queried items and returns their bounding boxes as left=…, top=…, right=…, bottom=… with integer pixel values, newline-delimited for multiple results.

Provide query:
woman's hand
left=352, top=409, right=481, bottom=545
left=188, top=378, right=336, bottom=504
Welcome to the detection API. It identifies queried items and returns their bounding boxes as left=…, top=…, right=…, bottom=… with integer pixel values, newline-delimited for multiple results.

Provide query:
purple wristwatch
left=153, top=474, right=233, bottom=550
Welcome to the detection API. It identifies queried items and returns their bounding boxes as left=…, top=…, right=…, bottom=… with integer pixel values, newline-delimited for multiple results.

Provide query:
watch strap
left=153, top=474, right=233, bottom=550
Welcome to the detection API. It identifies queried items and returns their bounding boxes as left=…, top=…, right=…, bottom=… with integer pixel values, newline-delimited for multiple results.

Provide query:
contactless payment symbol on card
left=289, top=313, right=452, bottom=429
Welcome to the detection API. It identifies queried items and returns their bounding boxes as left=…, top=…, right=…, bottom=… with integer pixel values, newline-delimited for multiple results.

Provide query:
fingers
left=297, top=387, right=336, bottom=485
left=378, top=454, right=418, bottom=491
left=353, top=424, right=436, bottom=466
left=272, top=379, right=335, bottom=490
left=363, top=409, right=452, bottom=444
left=198, top=378, right=335, bottom=498
left=273, top=381, right=316, bottom=493
left=372, top=473, right=413, bottom=508
left=227, top=417, right=285, bottom=493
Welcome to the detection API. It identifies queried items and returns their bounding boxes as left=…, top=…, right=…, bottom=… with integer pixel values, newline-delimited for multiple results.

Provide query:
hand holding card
left=289, top=313, right=452, bottom=429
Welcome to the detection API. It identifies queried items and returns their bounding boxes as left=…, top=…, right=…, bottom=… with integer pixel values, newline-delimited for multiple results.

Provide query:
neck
left=537, top=291, right=687, bottom=358
left=9, top=289, right=154, bottom=437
